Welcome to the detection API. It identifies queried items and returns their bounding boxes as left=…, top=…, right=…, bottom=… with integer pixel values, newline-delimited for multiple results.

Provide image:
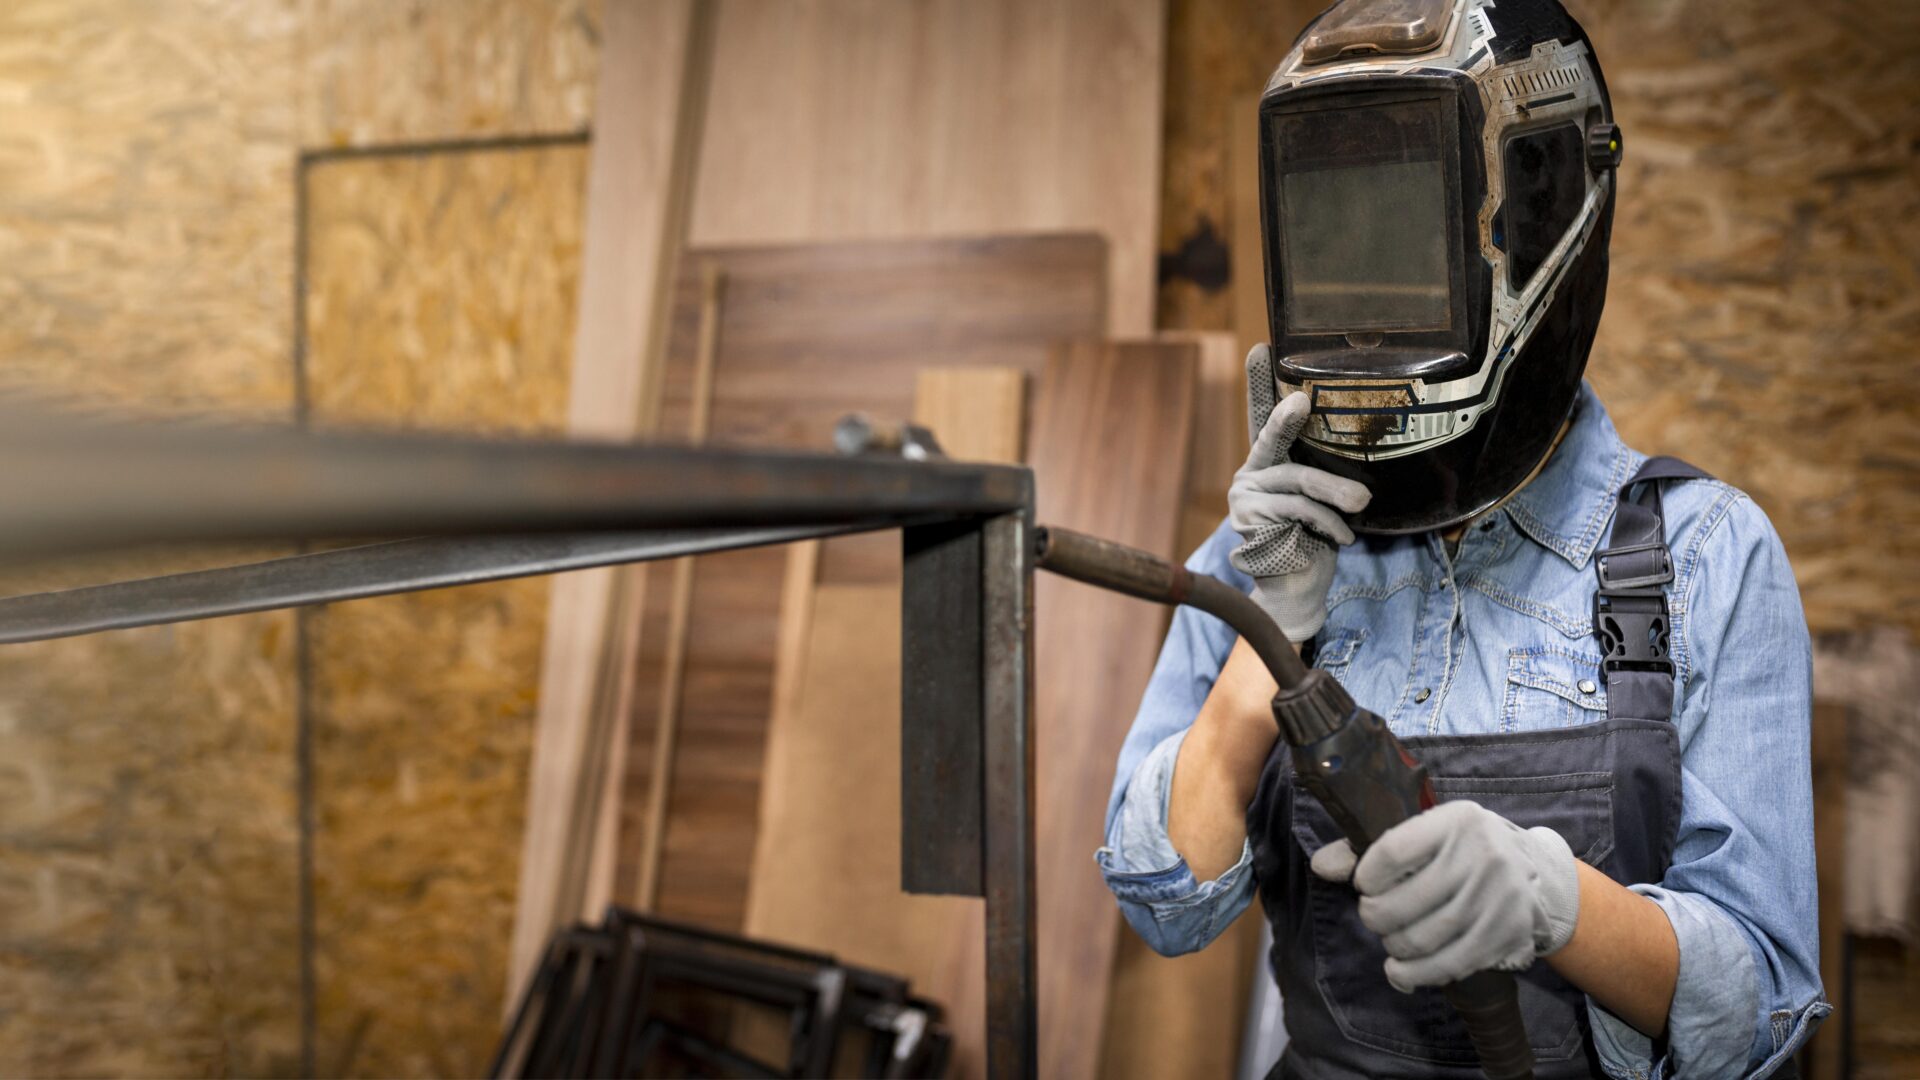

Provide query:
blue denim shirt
left=1098, top=385, right=1826, bottom=1079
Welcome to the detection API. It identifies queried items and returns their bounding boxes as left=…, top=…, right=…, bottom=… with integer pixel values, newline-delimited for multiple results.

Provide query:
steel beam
left=979, top=511, right=1036, bottom=1079
left=899, top=519, right=986, bottom=896
left=0, top=524, right=878, bottom=645
left=0, top=411, right=1029, bottom=558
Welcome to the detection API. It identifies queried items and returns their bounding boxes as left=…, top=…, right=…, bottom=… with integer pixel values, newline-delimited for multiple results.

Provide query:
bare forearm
left=1168, top=639, right=1281, bottom=881
left=1545, top=861, right=1679, bottom=1037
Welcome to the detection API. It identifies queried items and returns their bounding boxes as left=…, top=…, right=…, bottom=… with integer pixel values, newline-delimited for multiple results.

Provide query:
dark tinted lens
left=1502, top=125, right=1586, bottom=291
left=1272, top=98, right=1452, bottom=333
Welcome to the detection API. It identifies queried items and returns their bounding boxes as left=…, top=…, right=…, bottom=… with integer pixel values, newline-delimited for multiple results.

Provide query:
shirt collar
left=1495, top=382, right=1637, bottom=569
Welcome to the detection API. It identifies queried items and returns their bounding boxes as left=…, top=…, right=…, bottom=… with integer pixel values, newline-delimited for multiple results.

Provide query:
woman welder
left=1098, top=1, right=1826, bottom=1076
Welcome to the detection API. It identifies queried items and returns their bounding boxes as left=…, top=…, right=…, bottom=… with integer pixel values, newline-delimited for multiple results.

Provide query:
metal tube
left=0, top=524, right=880, bottom=644
left=981, top=512, right=1037, bottom=1079
left=0, top=409, right=1030, bottom=559
left=1032, top=525, right=1308, bottom=689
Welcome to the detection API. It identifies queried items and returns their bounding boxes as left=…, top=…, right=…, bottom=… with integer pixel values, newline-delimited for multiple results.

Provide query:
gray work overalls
left=1247, top=459, right=1703, bottom=1079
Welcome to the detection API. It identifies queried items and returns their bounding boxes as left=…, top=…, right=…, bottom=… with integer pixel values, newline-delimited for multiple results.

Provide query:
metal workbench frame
left=0, top=416, right=1041, bottom=1076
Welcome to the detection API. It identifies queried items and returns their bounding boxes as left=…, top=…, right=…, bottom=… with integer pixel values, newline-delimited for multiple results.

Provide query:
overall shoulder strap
left=1594, top=456, right=1711, bottom=723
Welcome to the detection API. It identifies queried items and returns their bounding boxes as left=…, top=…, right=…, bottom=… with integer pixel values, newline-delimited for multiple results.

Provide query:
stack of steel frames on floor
left=0, top=406, right=1042, bottom=1077
left=493, top=908, right=951, bottom=1079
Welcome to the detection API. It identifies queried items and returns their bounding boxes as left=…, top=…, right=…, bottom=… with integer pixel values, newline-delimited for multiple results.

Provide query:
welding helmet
left=1253, top=0, right=1622, bottom=533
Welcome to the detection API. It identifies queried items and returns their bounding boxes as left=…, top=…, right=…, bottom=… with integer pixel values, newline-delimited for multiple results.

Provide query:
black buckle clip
left=1592, top=592, right=1673, bottom=674
left=1595, top=541, right=1674, bottom=591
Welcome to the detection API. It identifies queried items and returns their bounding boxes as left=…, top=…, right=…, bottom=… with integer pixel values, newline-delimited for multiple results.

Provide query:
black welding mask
left=1254, top=0, right=1623, bottom=533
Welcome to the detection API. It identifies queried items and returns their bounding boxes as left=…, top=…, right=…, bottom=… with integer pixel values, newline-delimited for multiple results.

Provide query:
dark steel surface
left=0, top=410, right=1043, bottom=1077
left=0, top=525, right=882, bottom=645
left=980, top=512, right=1037, bottom=1079
left=899, top=519, right=986, bottom=897
left=0, top=411, right=1030, bottom=558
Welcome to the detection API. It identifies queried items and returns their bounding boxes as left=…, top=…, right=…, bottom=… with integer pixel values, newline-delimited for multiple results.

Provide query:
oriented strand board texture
left=0, top=0, right=300, bottom=415
left=1161, top=0, right=1920, bottom=636
left=689, top=0, right=1168, bottom=335
left=298, top=0, right=598, bottom=147
left=1027, top=341, right=1197, bottom=1080
left=0, top=3, right=306, bottom=1076
left=615, top=236, right=1109, bottom=931
left=0, top=1, right=602, bottom=1076
left=302, top=144, right=587, bottom=1077
left=1568, top=0, right=1920, bottom=637
left=0, top=615, right=302, bottom=1079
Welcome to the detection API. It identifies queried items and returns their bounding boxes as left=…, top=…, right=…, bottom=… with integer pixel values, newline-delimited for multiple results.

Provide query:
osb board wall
left=0, top=0, right=601, bottom=1076
left=0, top=0, right=300, bottom=415
left=301, top=144, right=587, bottom=1077
left=1156, top=0, right=1920, bottom=638
left=298, top=0, right=596, bottom=148
left=0, top=3, right=306, bottom=1075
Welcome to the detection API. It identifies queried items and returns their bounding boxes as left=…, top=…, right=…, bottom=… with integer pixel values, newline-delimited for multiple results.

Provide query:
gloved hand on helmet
left=1229, top=343, right=1371, bottom=642
left=1309, top=800, right=1583, bottom=992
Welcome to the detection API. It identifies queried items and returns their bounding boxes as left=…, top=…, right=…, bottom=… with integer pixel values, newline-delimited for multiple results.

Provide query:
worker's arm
left=1166, top=637, right=1277, bottom=882
left=1545, top=862, right=1679, bottom=1035
left=1096, top=521, right=1263, bottom=957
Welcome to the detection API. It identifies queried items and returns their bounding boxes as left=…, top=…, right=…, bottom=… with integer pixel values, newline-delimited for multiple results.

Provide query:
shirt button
left=1578, top=679, right=1598, bottom=695
left=1414, top=687, right=1432, bottom=704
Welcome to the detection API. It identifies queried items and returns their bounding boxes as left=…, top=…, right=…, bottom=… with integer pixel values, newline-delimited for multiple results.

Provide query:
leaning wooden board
left=614, top=235, right=1109, bottom=927
left=1023, top=340, right=1197, bottom=1080
left=740, top=368, right=1025, bottom=1077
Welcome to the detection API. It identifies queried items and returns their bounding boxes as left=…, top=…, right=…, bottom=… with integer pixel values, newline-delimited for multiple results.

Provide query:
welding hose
left=1034, top=524, right=1535, bottom=1080
left=1031, top=525, right=1308, bottom=688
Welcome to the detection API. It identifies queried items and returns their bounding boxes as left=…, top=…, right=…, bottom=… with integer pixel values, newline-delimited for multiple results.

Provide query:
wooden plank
left=1024, top=340, right=1198, bottom=1080
left=914, top=368, right=1028, bottom=465
left=1097, top=331, right=1256, bottom=1080
left=632, top=264, right=728, bottom=911
left=689, top=0, right=1168, bottom=336
left=742, top=365, right=1024, bottom=1076
left=613, top=235, right=1108, bottom=927
left=509, top=0, right=704, bottom=1006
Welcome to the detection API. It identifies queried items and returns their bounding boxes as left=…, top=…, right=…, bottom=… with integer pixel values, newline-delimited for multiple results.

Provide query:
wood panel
left=302, top=143, right=587, bottom=1078
left=740, top=367, right=1024, bottom=1077
left=1026, top=341, right=1198, bottom=1080
left=614, top=236, right=1108, bottom=932
left=1100, top=331, right=1260, bottom=1080
left=689, top=0, right=1168, bottom=336
left=509, top=0, right=703, bottom=1002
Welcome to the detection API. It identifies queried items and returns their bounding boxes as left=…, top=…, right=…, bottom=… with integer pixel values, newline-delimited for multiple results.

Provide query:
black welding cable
left=1032, top=525, right=1308, bottom=689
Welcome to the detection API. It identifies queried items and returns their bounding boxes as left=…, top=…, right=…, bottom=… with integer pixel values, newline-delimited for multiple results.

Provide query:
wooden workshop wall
left=1159, top=0, right=1920, bottom=638
left=1157, top=0, right=1920, bottom=1075
left=300, top=143, right=587, bottom=1078
left=0, top=1, right=598, bottom=1076
left=0, top=4, right=305, bottom=1075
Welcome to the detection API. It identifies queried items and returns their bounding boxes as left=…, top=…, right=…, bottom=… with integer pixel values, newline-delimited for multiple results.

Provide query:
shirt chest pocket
left=1501, top=647, right=1608, bottom=732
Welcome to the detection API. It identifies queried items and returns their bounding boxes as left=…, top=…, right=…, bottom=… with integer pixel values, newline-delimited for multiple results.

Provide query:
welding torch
left=1033, top=525, right=1535, bottom=1080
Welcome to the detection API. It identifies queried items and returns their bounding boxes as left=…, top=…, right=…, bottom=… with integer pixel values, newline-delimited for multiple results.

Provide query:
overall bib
left=1246, top=718, right=1680, bottom=1079
left=1246, top=459, right=1704, bottom=1079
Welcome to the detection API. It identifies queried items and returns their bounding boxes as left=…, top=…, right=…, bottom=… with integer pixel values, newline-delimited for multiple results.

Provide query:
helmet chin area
left=1257, top=0, right=1620, bottom=533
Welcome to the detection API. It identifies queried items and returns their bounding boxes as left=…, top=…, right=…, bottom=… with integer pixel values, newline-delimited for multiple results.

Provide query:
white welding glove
left=1310, top=800, right=1582, bottom=993
left=1229, top=344, right=1370, bottom=642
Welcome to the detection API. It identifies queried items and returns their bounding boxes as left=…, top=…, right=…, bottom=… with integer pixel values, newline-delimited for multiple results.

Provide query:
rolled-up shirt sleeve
left=1095, top=519, right=1254, bottom=956
left=1587, top=493, right=1829, bottom=1079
